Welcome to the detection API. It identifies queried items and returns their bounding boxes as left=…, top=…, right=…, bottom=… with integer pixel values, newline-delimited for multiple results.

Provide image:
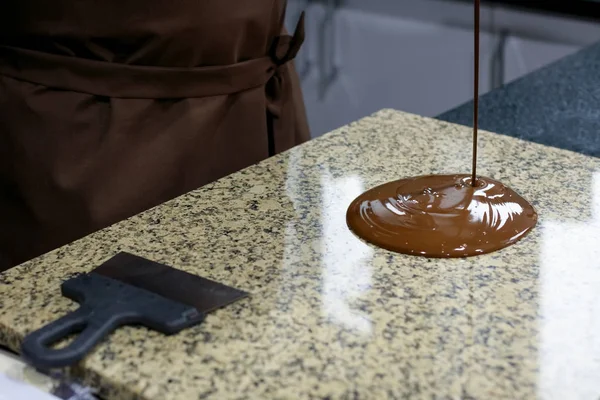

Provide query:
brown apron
left=0, top=0, right=310, bottom=271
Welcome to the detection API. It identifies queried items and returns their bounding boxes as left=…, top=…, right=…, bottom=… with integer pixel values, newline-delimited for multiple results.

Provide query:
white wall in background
left=287, top=3, right=493, bottom=136
left=336, top=8, right=494, bottom=121
left=285, top=0, right=600, bottom=137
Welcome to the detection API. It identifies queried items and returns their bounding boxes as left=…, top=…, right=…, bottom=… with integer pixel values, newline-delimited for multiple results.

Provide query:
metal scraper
left=21, top=252, right=248, bottom=369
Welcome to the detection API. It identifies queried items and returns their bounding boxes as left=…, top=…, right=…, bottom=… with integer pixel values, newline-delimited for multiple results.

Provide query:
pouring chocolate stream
left=346, top=0, right=537, bottom=257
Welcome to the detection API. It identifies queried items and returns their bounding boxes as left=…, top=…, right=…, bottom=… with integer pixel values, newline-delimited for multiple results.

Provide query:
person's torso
left=0, top=0, right=284, bottom=67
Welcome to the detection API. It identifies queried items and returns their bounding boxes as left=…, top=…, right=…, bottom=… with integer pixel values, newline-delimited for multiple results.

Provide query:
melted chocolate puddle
left=346, top=0, right=537, bottom=257
left=346, top=174, right=537, bottom=257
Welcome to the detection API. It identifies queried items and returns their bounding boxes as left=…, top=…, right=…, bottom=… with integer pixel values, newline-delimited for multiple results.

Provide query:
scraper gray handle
left=21, top=273, right=205, bottom=369
left=21, top=305, right=140, bottom=369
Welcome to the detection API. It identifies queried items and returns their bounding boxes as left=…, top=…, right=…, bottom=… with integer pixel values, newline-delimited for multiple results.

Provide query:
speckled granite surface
left=1, top=110, right=600, bottom=399
left=438, top=41, right=600, bottom=158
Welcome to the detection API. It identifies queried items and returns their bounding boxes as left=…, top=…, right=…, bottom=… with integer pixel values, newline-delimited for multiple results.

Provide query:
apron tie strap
left=0, top=14, right=305, bottom=100
left=272, top=12, right=305, bottom=66
left=265, top=11, right=305, bottom=118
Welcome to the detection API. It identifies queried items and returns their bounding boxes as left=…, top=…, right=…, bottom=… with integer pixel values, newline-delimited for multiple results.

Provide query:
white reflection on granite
left=539, top=171, right=600, bottom=400
left=320, top=173, right=373, bottom=334
left=282, top=147, right=373, bottom=334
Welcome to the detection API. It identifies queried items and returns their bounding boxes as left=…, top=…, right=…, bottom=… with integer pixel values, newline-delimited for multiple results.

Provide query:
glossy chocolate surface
left=346, top=174, right=537, bottom=257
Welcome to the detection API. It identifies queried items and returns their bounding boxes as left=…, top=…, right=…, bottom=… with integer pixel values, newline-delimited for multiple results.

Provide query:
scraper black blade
left=93, top=252, right=249, bottom=312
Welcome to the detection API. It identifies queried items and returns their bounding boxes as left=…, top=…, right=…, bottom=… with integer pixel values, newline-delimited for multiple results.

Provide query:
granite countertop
left=438, top=41, right=600, bottom=158
left=2, top=110, right=600, bottom=399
